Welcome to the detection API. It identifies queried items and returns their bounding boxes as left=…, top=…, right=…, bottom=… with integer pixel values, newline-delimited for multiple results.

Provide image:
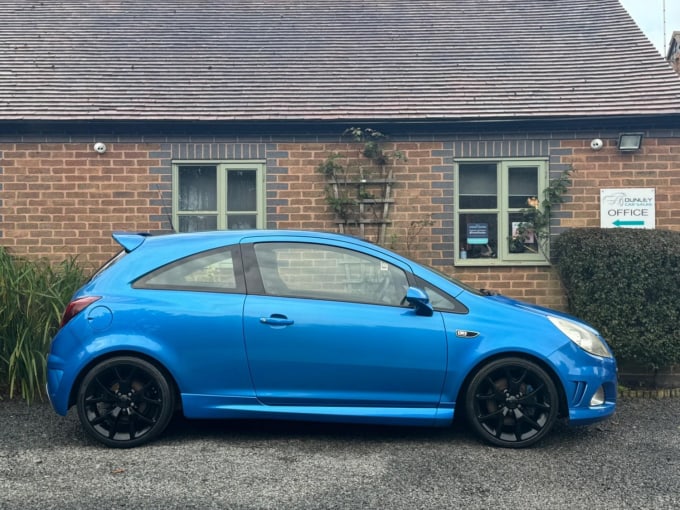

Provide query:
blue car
left=47, top=230, right=617, bottom=448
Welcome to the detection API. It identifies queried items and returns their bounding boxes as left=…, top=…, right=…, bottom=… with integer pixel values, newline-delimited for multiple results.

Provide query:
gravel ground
left=0, top=396, right=678, bottom=509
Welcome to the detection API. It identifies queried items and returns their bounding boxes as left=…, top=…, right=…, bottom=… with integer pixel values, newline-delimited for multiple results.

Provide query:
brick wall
left=1, top=130, right=679, bottom=310
left=0, top=143, right=169, bottom=268
left=560, top=137, right=680, bottom=231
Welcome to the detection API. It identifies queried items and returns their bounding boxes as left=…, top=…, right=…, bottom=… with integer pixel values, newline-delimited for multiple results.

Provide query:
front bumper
left=550, top=345, right=618, bottom=427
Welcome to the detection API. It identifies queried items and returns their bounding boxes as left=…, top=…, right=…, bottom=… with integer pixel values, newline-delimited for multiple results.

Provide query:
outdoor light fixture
left=93, top=142, right=107, bottom=154
left=618, top=133, right=643, bottom=152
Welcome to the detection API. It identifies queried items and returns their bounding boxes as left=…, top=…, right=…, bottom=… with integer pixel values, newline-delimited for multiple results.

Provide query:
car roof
left=113, top=229, right=373, bottom=253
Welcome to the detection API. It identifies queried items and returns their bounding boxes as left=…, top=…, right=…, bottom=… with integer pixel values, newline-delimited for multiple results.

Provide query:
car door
left=241, top=240, right=448, bottom=408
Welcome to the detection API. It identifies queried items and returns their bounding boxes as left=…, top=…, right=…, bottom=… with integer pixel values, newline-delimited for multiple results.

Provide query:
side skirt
left=181, top=394, right=455, bottom=427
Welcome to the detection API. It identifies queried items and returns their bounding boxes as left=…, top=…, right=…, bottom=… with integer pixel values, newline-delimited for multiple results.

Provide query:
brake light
left=60, top=296, right=101, bottom=328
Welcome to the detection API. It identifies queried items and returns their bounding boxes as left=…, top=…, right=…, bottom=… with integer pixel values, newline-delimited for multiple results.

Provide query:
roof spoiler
left=112, top=232, right=151, bottom=253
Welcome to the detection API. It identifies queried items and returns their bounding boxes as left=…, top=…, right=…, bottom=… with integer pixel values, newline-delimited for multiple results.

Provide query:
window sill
left=455, top=259, right=551, bottom=267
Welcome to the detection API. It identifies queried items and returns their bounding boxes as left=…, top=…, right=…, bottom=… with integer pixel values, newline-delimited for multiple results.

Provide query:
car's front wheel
left=76, top=356, right=175, bottom=448
left=465, top=357, right=558, bottom=448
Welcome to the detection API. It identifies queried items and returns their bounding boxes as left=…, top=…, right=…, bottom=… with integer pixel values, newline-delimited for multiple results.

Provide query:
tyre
left=465, top=357, right=558, bottom=448
left=76, top=356, right=175, bottom=448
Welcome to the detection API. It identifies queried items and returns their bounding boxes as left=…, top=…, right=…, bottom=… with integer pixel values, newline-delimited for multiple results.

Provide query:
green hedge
left=0, top=248, right=87, bottom=401
left=554, top=228, right=680, bottom=367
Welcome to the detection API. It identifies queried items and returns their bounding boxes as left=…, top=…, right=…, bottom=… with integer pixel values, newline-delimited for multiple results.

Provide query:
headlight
left=547, top=316, right=612, bottom=358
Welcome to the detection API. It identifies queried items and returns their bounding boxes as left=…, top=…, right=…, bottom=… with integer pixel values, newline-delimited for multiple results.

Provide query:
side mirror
left=405, top=287, right=434, bottom=317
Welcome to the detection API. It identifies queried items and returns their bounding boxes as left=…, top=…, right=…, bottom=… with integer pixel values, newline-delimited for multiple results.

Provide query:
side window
left=254, top=242, right=409, bottom=306
left=134, top=247, right=244, bottom=293
left=416, top=278, right=468, bottom=314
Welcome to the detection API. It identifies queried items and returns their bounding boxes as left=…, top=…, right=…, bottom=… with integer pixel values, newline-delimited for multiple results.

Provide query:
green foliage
left=554, top=228, right=680, bottom=367
left=317, top=153, right=358, bottom=220
left=0, top=248, right=87, bottom=401
left=344, top=127, right=406, bottom=165
left=316, top=152, right=346, bottom=180
left=512, top=170, right=572, bottom=257
left=317, top=127, right=405, bottom=225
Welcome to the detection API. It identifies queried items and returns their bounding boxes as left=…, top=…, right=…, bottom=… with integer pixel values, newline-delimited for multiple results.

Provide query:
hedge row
left=554, top=228, right=680, bottom=367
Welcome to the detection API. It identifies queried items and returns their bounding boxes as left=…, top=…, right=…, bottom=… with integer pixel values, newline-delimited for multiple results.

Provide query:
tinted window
left=254, top=242, right=409, bottom=306
left=135, top=247, right=244, bottom=293
left=416, top=278, right=468, bottom=314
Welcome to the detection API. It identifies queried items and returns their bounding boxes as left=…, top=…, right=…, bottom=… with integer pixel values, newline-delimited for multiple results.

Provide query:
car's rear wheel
left=76, top=356, right=175, bottom=448
left=465, top=357, right=558, bottom=448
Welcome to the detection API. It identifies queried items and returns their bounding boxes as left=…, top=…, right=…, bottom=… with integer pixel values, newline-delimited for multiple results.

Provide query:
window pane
left=421, top=283, right=462, bottom=312
left=136, top=248, right=240, bottom=292
left=227, top=170, right=257, bottom=211
left=459, top=164, right=497, bottom=209
left=254, top=243, right=408, bottom=306
left=458, top=213, right=498, bottom=259
left=178, top=215, right=217, bottom=232
left=508, top=212, right=539, bottom=255
left=227, top=214, right=257, bottom=230
left=508, top=166, right=539, bottom=209
left=178, top=166, right=217, bottom=211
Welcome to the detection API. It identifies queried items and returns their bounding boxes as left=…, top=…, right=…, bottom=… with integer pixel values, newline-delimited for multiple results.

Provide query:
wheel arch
left=67, top=350, right=182, bottom=411
left=455, top=351, right=569, bottom=420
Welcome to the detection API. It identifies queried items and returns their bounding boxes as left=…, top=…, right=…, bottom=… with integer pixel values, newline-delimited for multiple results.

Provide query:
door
left=242, top=241, right=448, bottom=407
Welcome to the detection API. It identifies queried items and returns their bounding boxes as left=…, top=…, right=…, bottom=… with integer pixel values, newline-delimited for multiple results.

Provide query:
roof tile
left=1, top=0, right=680, bottom=121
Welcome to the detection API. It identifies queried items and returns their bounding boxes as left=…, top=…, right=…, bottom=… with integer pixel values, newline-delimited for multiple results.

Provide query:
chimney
left=667, top=31, right=680, bottom=75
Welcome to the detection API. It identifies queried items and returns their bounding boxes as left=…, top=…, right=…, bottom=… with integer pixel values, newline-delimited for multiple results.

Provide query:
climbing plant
left=511, top=169, right=572, bottom=258
left=317, top=128, right=406, bottom=244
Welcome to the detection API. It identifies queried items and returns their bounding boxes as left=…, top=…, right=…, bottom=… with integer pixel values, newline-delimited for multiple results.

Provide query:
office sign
left=600, top=188, right=655, bottom=229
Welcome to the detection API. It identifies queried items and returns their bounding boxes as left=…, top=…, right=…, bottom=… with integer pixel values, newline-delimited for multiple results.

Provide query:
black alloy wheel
left=76, top=356, right=175, bottom=448
left=465, top=357, right=559, bottom=448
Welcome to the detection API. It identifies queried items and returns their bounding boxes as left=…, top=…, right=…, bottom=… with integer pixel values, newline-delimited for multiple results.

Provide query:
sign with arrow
left=600, top=188, right=655, bottom=229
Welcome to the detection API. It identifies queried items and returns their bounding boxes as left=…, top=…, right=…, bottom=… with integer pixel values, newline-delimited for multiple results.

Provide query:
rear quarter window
left=133, top=246, right=245, bottom=293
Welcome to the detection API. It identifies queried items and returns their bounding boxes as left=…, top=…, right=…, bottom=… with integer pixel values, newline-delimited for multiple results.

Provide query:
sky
left=619, top=0, right=680, bottom=56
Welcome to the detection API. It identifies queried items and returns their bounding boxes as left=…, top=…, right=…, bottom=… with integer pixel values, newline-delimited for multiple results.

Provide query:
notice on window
left=467, top=223, right=489, bottom=245
left=600, top=188, right=655, bottom=229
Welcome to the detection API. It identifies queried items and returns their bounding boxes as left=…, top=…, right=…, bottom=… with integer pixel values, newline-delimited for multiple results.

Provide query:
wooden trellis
left=329, top=168, right=395, bottom=245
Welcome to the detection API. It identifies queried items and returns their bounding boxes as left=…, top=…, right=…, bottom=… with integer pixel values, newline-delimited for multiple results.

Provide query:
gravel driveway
left=1, top=396, right=678, bottom=509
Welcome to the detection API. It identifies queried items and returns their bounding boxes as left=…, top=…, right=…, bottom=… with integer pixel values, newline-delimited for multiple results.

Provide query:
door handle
left=456, top=329, right=479, bottom=338
left=260, top=315, right=294, bottom=326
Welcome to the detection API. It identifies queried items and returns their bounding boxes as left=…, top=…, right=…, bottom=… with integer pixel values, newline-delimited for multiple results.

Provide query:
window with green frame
left=172, top=161, right=265, bottom=232
left=455, top=159, right=549, bottom=265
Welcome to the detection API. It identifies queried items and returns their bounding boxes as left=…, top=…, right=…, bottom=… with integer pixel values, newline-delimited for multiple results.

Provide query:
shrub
left=554, top=228, right=680, bottom=367
left=0, top=248, right=87, bottom=401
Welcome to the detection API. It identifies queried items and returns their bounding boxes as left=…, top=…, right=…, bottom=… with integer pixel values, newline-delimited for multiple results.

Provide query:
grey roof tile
left=1, top=0, right=680, bottom=121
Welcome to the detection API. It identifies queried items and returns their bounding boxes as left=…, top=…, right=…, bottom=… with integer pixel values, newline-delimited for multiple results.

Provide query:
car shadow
left=160, top=412, right=478, bottom=447
left=161, top=412, right=618, bottom=450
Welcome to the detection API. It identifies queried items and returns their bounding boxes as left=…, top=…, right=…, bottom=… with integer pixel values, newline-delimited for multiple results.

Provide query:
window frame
left=172, top=160, right=266, bottom=232
left=454, top=158, right=550, bottom=266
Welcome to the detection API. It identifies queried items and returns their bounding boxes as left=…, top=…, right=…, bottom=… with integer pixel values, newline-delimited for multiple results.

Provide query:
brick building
left=2, top=0, right=680, bottom=310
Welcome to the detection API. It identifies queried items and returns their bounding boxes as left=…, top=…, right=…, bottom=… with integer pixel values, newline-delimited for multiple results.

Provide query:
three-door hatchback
left=47, top=230, right=617, bottom=448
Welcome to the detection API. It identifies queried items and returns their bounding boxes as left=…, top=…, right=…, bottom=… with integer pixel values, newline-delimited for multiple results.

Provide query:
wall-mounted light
left=93, top=142, right=107, bottom=154
left=618, top=133, right=643, bottom=152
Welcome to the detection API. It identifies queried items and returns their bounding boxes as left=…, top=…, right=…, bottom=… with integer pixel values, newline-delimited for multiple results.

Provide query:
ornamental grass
left=0, top=247, right=87, bottom=402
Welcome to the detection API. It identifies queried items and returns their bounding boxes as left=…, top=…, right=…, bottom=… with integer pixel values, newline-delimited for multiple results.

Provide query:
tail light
left=60, top=296, right=101, bottom=328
